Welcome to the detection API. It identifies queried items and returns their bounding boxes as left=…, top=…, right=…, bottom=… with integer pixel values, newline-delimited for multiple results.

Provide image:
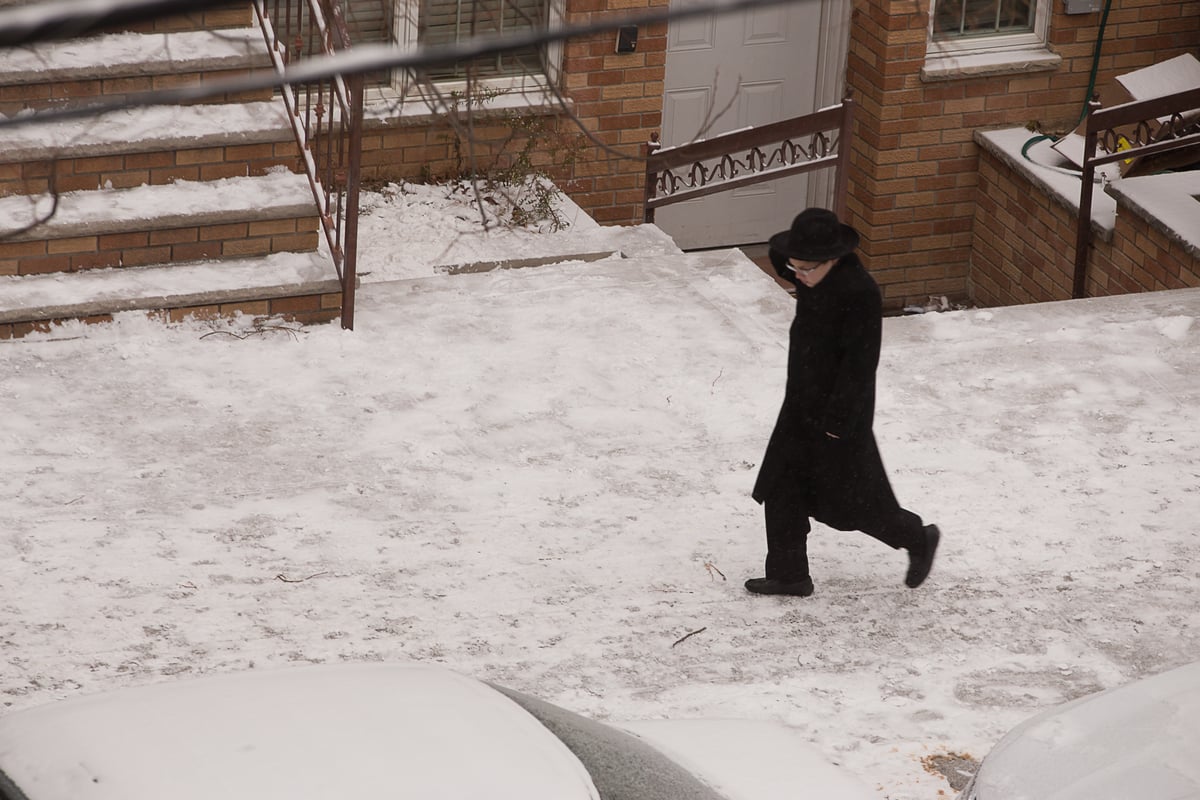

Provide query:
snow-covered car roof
left=0, top=663, right=600, bottom=800
left=964, top=660, right=1200, bottom=800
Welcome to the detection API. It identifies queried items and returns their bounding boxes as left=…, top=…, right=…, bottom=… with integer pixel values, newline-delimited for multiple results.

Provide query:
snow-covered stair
left=0, top=27, right=274, bottom=116
left=0, top=13, right=341, bottom=338
left=0, top=99, right=298, bottom=196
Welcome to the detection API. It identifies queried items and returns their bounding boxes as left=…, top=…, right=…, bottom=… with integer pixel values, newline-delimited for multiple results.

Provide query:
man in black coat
left=745, top=208, right=940, bottom=597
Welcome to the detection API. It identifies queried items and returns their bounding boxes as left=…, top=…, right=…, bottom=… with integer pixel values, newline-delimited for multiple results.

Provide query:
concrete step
left=0, top=171, right=320, bottom=276
left=0, top=250, right=344, bottom=338
left=0, top=100, right=299, bottom=196
left=0, top=28, right=274, bottom=114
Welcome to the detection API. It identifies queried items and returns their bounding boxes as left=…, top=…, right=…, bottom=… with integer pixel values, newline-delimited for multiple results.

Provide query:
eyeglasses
left=787, top=259, right=827, bottom=273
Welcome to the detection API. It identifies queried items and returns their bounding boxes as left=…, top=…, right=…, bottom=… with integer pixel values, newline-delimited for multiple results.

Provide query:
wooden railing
left=1074, top=86, right=1200, bottom=298
left=253, top=0, right=364, bottom=329
left=643, top=96, right=854, bottom=224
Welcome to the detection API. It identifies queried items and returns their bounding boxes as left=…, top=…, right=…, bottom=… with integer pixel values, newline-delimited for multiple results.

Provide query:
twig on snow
left=671, top=627, right=707, bottom=648
left=704, top=561, right=726, bottom=581
left=275, top=571, right=329, bottom=583
left=199, top=324, right=304, bottom=342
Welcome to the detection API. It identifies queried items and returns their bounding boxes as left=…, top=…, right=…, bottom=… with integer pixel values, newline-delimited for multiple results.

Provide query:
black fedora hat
left=768, top=208, right=860, bottom=262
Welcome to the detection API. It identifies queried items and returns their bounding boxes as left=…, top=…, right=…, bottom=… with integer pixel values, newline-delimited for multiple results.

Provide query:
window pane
left=344, top=1, right=393, bottom=85
left=418, top=0, right=546, bottom=80
left=933, top=0, right=1032, bottom=39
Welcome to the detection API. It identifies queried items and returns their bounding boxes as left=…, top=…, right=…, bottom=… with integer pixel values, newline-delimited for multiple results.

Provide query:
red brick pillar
left=560, top=0, right=668, bottom=224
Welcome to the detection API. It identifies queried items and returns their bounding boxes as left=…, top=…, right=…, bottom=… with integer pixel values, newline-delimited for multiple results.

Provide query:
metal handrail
left=253, top=0, right=363, bottom=329
left=643, top=96, right=854, bottom=224
left=1073, top=86, right=1200, bottom=299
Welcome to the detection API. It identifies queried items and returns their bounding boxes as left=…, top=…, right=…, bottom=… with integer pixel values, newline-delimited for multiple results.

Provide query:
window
left=924, top=0, right=1057, bottom=79
left=933, top=0, right=1033, bottom=40
left=341, top=0, right=563, bottom=93
left=418, top=0, right=546, bottom=80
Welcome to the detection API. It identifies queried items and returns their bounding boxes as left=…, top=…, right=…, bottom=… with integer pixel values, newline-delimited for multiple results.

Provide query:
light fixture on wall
left=615, top=25, right=638, bottom=53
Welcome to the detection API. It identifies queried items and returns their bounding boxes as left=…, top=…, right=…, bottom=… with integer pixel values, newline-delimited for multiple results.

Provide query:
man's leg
left=764, top=495, right=812, bottom=581
left=746, top=494, right=814, bottom=596
left=860, top=508, right=940, bottom=589
left=860, top=507, right=923, bottom=550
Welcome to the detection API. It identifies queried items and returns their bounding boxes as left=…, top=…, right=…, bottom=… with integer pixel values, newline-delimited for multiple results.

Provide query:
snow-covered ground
left=2, top=184, right=1198, bottom=799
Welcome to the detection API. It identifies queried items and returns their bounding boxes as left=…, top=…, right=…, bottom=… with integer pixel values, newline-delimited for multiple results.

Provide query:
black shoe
left=744, top=576, right=814, bottom=597
left=905, top=524, right=941, bottom=588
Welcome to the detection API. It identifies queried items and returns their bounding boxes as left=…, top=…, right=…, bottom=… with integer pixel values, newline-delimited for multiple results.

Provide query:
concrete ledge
left=922, top=48, right=1061, bottom=82
left=1107, top=173, right=1200, bottom=263
left=434, top=251, right=620, bottom=274
left=975, top=127, right=1117, bottom=239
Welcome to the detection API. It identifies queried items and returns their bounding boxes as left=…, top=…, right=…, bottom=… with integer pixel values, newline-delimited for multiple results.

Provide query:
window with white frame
left=418, top=0, right=547, bottom=80
left=341, top=0, right=560, bottom=89
left=933, top=0, right=1033, bottom=40
left=924, top=0, right=1056, bottom=75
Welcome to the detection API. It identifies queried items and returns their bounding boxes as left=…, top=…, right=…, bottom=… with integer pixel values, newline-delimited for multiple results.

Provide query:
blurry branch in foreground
left=0, top=0, right=809, bottom=130
left=0, top=0, right=248, bottom=48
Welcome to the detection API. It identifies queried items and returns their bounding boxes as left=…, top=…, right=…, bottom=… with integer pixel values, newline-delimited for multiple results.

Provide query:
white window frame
left=923, top=0, right=1059, bottom=79
left=390, top=0, right=565, bottom=99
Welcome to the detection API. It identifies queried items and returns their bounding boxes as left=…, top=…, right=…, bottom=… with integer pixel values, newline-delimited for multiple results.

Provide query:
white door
left=657, top=0, right=826, bottom=249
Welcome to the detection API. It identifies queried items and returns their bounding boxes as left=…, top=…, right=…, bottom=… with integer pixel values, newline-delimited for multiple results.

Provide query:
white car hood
left=618, top=718, right=876, bottom=800
left=969, top=661, right=1200, bottom=800
left=0, top=663, right=600, bottom=800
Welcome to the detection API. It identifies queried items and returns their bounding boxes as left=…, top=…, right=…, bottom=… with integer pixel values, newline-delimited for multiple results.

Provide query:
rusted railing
left=644, top=96, right=855, bottom=224
left=1074, top=86, right=1200, bottom=299
left=253, top=0, right=364, bottom=329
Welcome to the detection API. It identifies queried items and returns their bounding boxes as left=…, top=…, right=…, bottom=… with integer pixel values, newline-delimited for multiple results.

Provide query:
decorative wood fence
left=1074, top=86, right=1200, bottom=298
left=253, top=0, right=364, bottom=329
left=643, top=97, right=854, bottom=225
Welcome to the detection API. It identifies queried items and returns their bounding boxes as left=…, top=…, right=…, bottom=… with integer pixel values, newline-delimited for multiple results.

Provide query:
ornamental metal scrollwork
left=654, top=130, right=840, bottom=198
left=1097, top=110, right=1200, bottom=155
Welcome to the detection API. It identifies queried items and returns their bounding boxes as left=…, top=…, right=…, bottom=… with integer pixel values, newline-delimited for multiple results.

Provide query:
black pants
left=764, top=493, right=924, bottom=581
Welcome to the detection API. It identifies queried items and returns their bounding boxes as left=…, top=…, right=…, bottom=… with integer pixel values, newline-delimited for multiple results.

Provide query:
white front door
left=657, top=0, right=833, bottom=249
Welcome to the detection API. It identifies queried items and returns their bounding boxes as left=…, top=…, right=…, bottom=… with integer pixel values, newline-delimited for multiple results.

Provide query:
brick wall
left=971, top=147, right=1200, bottom=306
left=558, top=0, right=667, bottom=224
left=1091, top=213, right=1200, bottom=297
left=970, top=147, right=1080, bottom=305
left=844, top=0, right=1200, bottom=311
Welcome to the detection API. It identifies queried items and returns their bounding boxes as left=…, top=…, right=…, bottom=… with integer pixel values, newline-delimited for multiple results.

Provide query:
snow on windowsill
left=362, top=78, right=569, bottom=125
left=922, top=47, right=1061, bottom=82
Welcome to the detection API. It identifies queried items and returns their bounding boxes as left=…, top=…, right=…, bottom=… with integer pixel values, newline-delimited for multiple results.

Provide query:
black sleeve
left=820, top=285, right=882, bottom=438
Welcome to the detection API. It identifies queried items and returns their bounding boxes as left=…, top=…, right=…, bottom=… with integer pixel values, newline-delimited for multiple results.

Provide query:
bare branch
left=690, top=69, right=742, bottom=142
left=0, top=191, right=59, bottom=241
left=274, top=571, right=330, bottom=583
left=671, top=627, right=707, bottom=647
left=0, top=166, right=60, bottom=241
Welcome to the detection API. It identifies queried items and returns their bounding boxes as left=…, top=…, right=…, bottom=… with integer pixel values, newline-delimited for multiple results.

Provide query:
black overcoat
left=752, top=251, right=904, bottom=531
